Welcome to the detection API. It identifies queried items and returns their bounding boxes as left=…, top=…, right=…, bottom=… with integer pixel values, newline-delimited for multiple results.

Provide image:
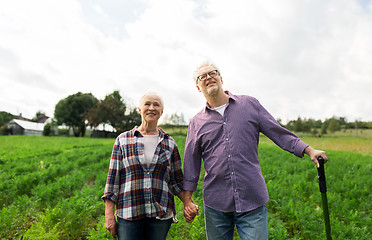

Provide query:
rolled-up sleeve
left=256, top=99, right=308, bottom=157
left=169, top=144, right=183, bottom=195
left=183, top=121, right=202, bottom=192
left=101, top=137, right=123, bottom=202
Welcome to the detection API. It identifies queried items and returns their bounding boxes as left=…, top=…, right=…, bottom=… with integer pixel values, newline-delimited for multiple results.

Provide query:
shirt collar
left=133, top=126, right=169, bottom=138
left=203, top=90, right=237, bottom=113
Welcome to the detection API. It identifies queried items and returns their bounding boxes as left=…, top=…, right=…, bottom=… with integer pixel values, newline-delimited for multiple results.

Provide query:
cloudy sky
left=1, top=0, right=371, bottom=124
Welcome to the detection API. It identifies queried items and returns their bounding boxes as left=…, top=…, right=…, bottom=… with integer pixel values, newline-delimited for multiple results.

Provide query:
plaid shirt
left=102, top=127, right=183, bottom=221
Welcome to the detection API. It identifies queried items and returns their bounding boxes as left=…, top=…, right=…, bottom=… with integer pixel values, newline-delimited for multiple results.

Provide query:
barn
left=8, top=119, right=45, bottom=136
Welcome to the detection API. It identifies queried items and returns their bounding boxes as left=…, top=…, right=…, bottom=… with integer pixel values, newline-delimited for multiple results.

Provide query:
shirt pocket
left=158, top=148, right=172, bottom=166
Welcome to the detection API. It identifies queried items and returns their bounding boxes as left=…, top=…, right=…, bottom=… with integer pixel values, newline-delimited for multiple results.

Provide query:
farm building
left=8, top=119, right=46, bottom=136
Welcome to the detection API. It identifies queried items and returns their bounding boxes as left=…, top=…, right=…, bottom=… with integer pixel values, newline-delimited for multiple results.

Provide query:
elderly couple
left=102, top=61, right=328, bottom=240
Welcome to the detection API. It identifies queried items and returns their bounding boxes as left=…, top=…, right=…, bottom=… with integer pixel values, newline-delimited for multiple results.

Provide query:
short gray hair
left=193, top=60, right=221, bottom=84
left=139, top=92, right=164, bottom=108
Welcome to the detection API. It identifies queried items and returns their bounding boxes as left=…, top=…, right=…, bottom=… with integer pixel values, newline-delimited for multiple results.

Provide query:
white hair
left=139, top=92, right=164, bottom=108
left=193, top=60, right=221, bottom=84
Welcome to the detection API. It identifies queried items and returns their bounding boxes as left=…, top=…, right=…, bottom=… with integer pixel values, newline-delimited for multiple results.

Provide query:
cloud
left=0, top=0, right=371, bottom=122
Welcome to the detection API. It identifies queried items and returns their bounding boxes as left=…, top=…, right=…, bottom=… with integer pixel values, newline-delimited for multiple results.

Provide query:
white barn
left=8, top=119, right=46, bottom=136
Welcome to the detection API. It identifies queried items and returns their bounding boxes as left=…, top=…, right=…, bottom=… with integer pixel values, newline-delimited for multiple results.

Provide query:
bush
left=0, top=125, right=11, bottom=135
left=43, top=123, right=52, bottom=136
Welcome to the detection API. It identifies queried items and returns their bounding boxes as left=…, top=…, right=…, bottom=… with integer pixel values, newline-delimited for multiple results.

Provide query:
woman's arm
left=105, top=199, right=117, bottom=238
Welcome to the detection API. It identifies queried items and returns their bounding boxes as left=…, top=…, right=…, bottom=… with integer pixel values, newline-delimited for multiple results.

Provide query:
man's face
left=196, top=65, right=223, bottom=97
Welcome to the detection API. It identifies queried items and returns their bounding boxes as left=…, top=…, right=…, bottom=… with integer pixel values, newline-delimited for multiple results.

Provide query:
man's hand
left=184, top=199, right=199, bottom=223
left=178, top=190, right=199, bottom=223
left=105, top=215, right=117, bottom=238
left=304, top=146, right=328, bottom=168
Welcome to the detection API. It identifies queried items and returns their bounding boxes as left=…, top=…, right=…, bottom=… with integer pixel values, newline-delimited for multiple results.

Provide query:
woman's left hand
left=105, top=216, right=117, bottom=238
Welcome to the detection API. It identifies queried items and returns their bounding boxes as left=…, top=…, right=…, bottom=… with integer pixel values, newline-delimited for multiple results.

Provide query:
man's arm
left=304, top=146, right=328, bottom=168
left=178, top=190, right=199, bottom=223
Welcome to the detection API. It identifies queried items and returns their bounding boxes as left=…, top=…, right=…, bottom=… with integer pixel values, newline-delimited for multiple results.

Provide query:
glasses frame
left=196, top=70, right=219, bottom=83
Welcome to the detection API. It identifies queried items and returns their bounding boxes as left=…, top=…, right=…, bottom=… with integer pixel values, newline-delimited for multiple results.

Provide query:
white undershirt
left=143, top=134, right=175, bottom=221
left=143, top=135, right=158, bottom=165
left=213, top=103, right=227, bottom=116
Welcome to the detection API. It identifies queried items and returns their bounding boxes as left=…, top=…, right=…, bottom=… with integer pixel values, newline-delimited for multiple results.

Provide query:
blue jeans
left=117, top=217, right=172, bottom=240
left=204, top=205, right=268, bottom=240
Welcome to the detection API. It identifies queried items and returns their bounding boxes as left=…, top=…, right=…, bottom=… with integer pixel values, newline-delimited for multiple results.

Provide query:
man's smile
left=205, top=80, right=217, bottom=87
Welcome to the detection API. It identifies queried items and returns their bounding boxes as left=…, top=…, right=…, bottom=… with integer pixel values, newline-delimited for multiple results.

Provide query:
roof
left=10, top=119, right=45, bottom=131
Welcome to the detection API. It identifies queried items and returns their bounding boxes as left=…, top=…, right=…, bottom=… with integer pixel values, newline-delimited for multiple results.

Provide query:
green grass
left=260, top=130, right=372, bottom=157
left=0, top=135, right=371, bottom=239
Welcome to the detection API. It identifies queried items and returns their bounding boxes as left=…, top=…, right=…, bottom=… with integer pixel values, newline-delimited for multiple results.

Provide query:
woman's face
left=138, top=95, right=163, bottom=123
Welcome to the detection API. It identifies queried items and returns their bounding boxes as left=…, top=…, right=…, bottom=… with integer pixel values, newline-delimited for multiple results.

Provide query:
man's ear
left=196, top=84, right=201, bottom=92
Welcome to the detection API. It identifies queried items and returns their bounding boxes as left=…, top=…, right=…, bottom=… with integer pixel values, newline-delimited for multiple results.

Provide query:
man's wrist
left=304, top=146, right=313, bottom=155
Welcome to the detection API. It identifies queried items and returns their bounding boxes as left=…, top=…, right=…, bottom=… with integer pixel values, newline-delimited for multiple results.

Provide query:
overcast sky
left=1, top=0, right=371, bottom=124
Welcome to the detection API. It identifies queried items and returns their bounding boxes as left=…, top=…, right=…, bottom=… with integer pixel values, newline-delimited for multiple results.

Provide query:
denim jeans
left=117, top=217, right=172, bottom=240
left=204, top=205, right=268, bottom=240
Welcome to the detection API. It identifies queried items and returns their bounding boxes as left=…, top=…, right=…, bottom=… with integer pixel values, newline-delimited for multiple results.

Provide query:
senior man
left=182, top=60, right=328, bottom=240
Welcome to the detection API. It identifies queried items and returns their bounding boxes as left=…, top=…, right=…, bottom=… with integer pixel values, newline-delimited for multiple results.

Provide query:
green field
left=0, top=135, right=371, bottom=239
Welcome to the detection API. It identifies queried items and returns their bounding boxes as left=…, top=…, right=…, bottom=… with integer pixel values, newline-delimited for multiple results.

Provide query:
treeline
left=1, top=90, right=188, bottom=137
left=53, top=91, right=141, bottom=137
left=281, top=116, right=372, bottom=136
left=0, top=91, right=142, bottom=137
left=2, top=95, right=372, bottom=138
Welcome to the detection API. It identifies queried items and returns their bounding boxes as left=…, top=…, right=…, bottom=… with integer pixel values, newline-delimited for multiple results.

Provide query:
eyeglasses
left=197, top=70, right=219, bottom=82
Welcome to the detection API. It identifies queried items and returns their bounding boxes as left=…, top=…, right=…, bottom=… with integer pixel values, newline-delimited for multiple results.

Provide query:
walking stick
left=317, top=156, right=332, bottom=240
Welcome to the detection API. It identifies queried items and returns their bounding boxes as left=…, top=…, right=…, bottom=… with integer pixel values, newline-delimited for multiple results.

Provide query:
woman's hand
left=105, top=215, right=117, bottom=238
left=184, top=199, right=199, bottom=223
left=105, top=200, right=117, bottom=238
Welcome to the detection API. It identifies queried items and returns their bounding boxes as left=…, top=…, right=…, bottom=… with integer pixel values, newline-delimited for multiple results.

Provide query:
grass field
left=0, top=134, right=371, bottom=239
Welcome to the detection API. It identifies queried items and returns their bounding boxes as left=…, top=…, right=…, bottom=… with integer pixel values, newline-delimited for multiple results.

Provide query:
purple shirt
left=183, top=92, right=308, bottom=213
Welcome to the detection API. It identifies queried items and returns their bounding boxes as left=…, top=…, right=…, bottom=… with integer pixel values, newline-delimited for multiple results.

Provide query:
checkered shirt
left=102, top=127, right=183, bottom=221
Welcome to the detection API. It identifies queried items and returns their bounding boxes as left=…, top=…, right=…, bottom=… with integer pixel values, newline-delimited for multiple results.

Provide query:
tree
left=294, top=117, right=303, bottom=132
left=100, top=91, right=126, bottom=130
left=87, top=90, right=130, bottom=132
left=43, top=123, right=52, bottom=136
left=32, top=111, right=46, bottom=122
left=327, top=118, right=340, bottom=133
left=0, top=111, right=13, bottom=127
left=121, top=108, right=141, bottom=131
left=87, top=91, right=141, bottom=133
left=54, top=92, right=98, bottom=137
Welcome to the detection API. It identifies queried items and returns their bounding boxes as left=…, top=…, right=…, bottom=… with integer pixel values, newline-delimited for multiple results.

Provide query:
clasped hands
left=183, top=199, right=199, bottom=223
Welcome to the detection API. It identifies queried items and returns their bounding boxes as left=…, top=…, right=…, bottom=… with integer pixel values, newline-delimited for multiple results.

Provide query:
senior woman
left=102, top=92, right=198, bottom=240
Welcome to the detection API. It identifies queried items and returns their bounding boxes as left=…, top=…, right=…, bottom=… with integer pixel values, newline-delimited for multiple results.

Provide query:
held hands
left=183, top=199, right=199, bottom=223
left=304, top=146, right=328, bottom=168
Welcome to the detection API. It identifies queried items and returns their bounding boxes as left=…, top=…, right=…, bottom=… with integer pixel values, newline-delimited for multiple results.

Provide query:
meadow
left=0, top=133, right=370, bottom=239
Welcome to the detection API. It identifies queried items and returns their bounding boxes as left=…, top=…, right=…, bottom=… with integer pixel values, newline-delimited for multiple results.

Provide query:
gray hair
left=193, top=60, right=221, bottom=84
left=139, top=92, right=164, bottom=108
